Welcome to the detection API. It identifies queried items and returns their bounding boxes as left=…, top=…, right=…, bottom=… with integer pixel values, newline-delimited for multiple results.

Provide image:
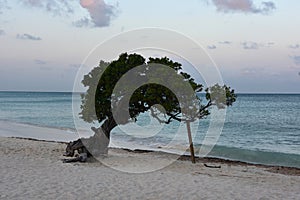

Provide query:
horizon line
left=0, top=90, right=300, bottom=95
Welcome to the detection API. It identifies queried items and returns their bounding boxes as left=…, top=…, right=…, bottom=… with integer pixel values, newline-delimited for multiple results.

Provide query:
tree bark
left=82, top=116, right=117, bottom=157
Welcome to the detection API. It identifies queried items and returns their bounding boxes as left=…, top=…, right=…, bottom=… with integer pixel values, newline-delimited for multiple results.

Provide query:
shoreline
left=1, top=120, right=300, bottom=169
left=9, top=136, right=300, bottom=176
left=123, top=147, right=300, bottom=176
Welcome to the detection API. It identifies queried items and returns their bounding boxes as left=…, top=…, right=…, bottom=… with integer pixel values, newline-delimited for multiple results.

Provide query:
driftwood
left=204, top=163, right=221, bottom=168
left=63, top=139, right=89, bottom=157
left=63, top=152, right=88, bottom=163
left=62, top=139, right=91, bottom=163
left=62, top=127, right=109, bottom=163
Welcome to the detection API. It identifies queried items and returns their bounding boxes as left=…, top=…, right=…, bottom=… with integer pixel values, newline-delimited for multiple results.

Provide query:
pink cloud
left=211, top=0, right=275, bottom=14
left=78, top=0, right=116, bottom=27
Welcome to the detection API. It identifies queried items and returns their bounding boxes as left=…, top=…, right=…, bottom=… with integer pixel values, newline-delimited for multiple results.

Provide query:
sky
left=0, top=0, right=300, bottom=93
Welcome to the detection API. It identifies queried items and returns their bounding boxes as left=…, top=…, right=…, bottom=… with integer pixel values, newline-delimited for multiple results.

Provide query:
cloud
left=240, top=67, right=275, bottom=77
left=261, top=1, right=276, bottom=12
left=207, top=45, right=217, bottom=49
left=20, top=0, right=74, bottom=15
left=0, top=29, right=5, bottom=36
left=290, top=55, right=300, bottom=65
left=2, top=0, right=117, bottom=28
left=240, top=67, right=280, bottom=77
left=219, top=41, right=232, bottom=45
left=16, top=33, right=42, bottom=41
left=289, top=44, right=300, bottom=49
left=211, top=0, right=276, bottom=14
left=0, top=0, right=8, bottom=14
left=241, top=68, right=260, bottom=75
left=73, top=17, right=90, bottom=27
left=242, top=42, right=259, bottom=50
left=75, top=0, right=116, bottom=27
left=34, top=59, right=47, bottom=65
left=266, top=42, right=274, bottom=47
left=241, top=41, right=274, bottom=50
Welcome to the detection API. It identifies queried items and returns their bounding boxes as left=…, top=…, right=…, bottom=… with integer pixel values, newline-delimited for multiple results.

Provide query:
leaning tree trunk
left=83, top=116, right=117, bottom=157
left=63, top=116, right=117, bottom=161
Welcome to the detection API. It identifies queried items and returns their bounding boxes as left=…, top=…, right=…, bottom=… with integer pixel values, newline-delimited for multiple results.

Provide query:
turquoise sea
left=0, top=91, right=299, bottom=168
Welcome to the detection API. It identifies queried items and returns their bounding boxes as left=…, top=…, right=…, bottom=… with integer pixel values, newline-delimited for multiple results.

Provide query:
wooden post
left=186, top=121, right=196, bottom=164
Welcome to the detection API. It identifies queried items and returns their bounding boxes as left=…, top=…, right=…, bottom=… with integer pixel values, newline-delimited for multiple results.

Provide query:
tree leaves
left=80, top=53, right=236, bottom=126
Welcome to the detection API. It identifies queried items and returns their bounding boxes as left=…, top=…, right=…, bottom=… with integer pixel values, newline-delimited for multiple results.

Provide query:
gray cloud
left=16, top=33, right=42, bottom=41
left=207, top=45, right=217, bottom=49
left=219, top=41, right=232, bottom=45
left=242, top=42, right=259, bottom=50
left=0, top=29, right=5, bottom=36
left=261, top=1, right=276, bottom=12
left=241, top=41, right=274, bottom=50
left=241, top=67, right=260, bottom=75
left=240, top=67, right=280, bottom=77
left=289, top=44, right=300, bottom=49
left=211, top=0, right=276, bottom=14
left=73, top=17, right=90, bottom=28
left=20, top=0, right=74, bottom=15
left=75, top=0, right=116, bottom=28
left=0, top=0, right=8, bottom=14
left=291, top=55, right=300, bottom=65
left=34, top=59, right=47, bottom=65
left=2, top=0, right=117, bottom=28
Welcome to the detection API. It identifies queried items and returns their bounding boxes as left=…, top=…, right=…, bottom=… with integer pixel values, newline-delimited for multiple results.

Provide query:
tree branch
left=166, top=112, right=182, bottom=123
left=150, top=107, right=168, bottom=124
left=197, top=100, right=212, bottom=119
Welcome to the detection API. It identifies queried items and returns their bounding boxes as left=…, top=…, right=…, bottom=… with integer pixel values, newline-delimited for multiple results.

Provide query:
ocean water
left=0, top=91, right=299, bottom=168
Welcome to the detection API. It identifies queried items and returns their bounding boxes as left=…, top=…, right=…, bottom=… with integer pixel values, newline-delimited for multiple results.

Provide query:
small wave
left=109, top=136, right=300, bottom=168
left=203, top=145, right=300, bottom=168
left=0, top=119, right=76, bottom=133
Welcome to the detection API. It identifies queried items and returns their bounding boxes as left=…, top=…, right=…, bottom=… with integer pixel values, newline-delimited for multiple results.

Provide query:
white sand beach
left=1, top=131, right=300, bottom=199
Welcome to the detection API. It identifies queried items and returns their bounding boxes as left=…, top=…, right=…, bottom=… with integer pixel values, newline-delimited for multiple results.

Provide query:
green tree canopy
left=79, top=53, right=236, bottom=155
